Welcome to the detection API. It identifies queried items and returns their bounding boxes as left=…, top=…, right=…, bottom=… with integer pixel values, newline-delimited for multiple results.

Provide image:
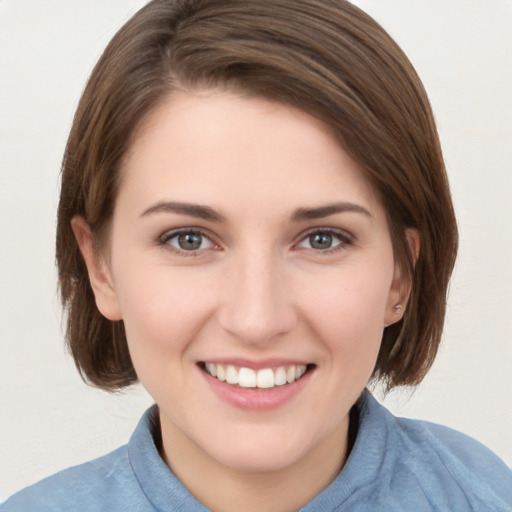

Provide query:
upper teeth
left=205, top=363, right=307, bottom=389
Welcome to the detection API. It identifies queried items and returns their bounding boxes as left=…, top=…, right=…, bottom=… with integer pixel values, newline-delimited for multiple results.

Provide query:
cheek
left=113, top=262, right=217, bottom=359
left=298, top=263, right=393, bottom=354
left=117, top=270, right=220, bottom=404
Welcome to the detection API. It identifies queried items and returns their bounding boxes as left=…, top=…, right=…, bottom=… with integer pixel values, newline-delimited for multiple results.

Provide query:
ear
left=384, top=228, right=420, bottom=327
left=71, top=216, right=123, bottom=321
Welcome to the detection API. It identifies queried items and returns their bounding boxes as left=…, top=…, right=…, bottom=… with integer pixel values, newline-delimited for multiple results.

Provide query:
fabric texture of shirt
left=3, top=392, right=512, bottom=511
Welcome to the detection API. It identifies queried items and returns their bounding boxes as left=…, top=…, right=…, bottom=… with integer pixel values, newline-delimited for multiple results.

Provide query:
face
left=80, top=91, right=405, bottom=476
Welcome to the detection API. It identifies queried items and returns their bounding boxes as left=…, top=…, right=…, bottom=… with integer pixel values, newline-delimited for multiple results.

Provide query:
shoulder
left=1, top=404, right=164, bottom=512
left=2, top=404, right=206, bottom=512
left=396, top=413, right=511, bottom=475
left=1, top=445, right=149, bottom=512
left=397, top=414, right=509, bottom=468
left=369, top=396, right=512, bottom=509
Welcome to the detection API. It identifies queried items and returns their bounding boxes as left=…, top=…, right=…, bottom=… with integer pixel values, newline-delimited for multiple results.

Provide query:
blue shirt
left=3, top=392, right=512, bottom=511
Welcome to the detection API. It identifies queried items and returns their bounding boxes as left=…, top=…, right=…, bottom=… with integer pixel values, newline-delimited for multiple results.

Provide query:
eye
left=297, top=229, right=352, bottom=252
left=161, top=229, right=215, bottom=253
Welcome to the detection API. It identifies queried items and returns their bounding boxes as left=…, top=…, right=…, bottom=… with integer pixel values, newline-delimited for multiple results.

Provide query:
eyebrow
left=140, top=201, right=227, bottom=222
left=140, top=200, right=372, bottom=223
left=290, top=202, right=373, bottom=222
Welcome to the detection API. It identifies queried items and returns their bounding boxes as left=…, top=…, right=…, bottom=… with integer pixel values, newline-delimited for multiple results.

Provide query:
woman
left=4, top=0, right=511, bottom=510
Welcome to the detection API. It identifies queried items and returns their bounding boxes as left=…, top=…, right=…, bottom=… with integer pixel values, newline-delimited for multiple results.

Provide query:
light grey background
left=1, top=0, right=511, bottom=500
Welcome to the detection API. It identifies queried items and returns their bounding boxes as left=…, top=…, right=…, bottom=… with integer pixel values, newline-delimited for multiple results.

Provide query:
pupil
left=178, top=233, right=202, bottom=250
left=310, top=233, right=332, bottom=249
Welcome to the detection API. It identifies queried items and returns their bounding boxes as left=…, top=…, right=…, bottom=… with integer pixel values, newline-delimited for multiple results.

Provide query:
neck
left=158, top=413, right=354, bottom=512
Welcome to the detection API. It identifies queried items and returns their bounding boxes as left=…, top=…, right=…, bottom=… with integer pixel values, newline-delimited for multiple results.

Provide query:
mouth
left=199, top=362, right=314, bottom=390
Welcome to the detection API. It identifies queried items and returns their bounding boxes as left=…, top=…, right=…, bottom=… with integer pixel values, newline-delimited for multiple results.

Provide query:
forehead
left=119, top=90, right=383, bottom=219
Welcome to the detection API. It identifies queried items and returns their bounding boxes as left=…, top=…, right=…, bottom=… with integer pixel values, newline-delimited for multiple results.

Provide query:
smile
left=202, top=363, right=309, bottom=389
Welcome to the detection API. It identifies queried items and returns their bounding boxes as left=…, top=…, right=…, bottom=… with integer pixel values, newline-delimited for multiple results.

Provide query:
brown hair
left=57, top=0, right=458, bottom=391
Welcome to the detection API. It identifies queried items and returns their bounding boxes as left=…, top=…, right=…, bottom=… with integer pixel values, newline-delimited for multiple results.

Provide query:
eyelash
left=158, top=227, right=354, bottom=256
left=159, top=228, right=219, bottom=257
left=297, top=228, right=354, bottom=255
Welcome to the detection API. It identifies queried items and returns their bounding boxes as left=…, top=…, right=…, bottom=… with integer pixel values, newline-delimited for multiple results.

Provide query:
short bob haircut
left=57, top=0, right=458, bottom=391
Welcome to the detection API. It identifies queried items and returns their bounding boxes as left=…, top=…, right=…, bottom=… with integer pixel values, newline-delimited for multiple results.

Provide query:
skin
left=74, top=91, right=413, bottom=512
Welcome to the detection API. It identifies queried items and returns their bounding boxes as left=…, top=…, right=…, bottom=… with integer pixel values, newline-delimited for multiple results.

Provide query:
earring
left=393, top=303, right=402, bottom=311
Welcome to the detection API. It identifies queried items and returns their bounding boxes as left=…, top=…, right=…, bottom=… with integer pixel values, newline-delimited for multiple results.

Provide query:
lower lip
left=200, top=367, right=313, bottom=411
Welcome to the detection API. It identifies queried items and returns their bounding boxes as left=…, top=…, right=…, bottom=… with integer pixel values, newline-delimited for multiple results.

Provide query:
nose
left=217, top=249, right=297, bottom=346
